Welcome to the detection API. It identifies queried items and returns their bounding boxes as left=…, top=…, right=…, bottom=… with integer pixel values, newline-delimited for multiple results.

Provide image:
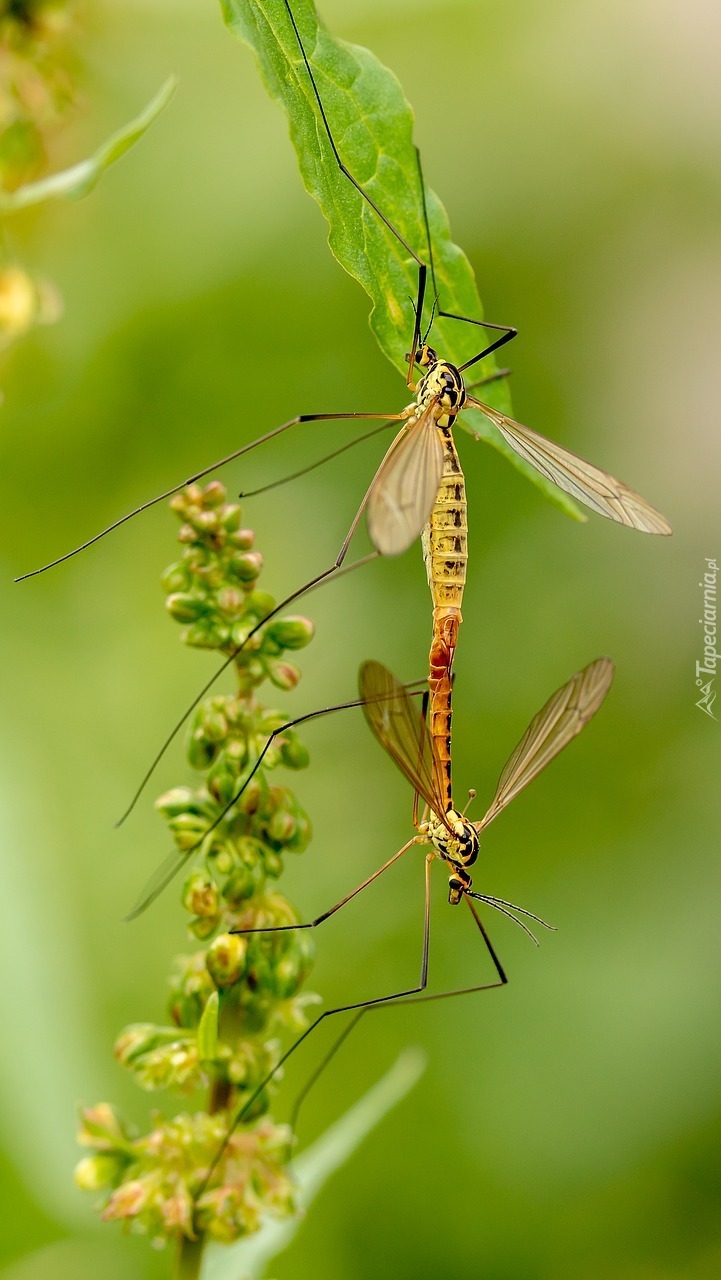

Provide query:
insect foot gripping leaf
left=75, top=482, right=320, bottom=1265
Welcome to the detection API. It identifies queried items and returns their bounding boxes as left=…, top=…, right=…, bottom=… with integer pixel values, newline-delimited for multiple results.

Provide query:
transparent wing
left=359, top=660, right=452, bottom=829
left=367, top=401, right=445, bottom=556
left=478, top=657, right=615, bottom=830
left=467, top=397, right=672, bottom=535
left=124, top=849, right=193, bottom=921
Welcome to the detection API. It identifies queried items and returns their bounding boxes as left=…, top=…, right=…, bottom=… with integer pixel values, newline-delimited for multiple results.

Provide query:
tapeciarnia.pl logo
left=696, top=557, right=718, bottom=720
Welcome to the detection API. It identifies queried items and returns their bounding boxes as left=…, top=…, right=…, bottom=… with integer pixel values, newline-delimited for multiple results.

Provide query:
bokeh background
left=1, top=0, right=720, bottom=1276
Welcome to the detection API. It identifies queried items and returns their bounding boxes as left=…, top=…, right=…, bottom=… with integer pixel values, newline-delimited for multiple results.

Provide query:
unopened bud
left=75, top=1153, right=122, bottom=1191
left=161, top=563, right=189, bottom=593
left=268, top=810, right=297, bottom=844
left=221, top=504, right=243, bottom=531
left=166, top=593, right=207, bottom=623
left=206, top=933, right=247, bottom=987
left=217, top=587, right=245, bottom=615
left=267, top=660, right=301, bottom=691
left=228, top=525, right=254, bottom=547
left=230, top=551, right=264, bottom=583
left=265, top=616, right=315, bottom=650
left=279, top=735, right=310, bottom=770
left=202, top=481, right=226, bottom=507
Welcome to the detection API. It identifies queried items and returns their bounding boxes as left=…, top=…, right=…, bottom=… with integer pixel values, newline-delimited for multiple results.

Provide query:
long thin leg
left=116, top=417, right=415, bottom=826
left=15, top=410, right=405, bottom=582
left=231, top=836, right=419, bottom=937
left=196, top=852, right=436, bottom=1199
left=280, top=0, right=427, bottom=381
left=289, top=896, right=507, bottom=1136
left=239, top=420, right=396, bottom=499
left=412, top=145, right=517, bottom=371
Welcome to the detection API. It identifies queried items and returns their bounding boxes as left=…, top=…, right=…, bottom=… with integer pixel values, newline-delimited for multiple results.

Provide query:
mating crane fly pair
left=15, top=0, right=670, bottom=1173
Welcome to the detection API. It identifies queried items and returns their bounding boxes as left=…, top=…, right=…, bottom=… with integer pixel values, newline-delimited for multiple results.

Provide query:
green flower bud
left=279, top=734, right=310, bottom=770
left=266, top=660, right=301, bottom=691
left=166, top=592, right=208, bottom=623
left=155, top=786, right=200, bottom=818
left=184, top=621, right=228, bottom=649
left=227, top=525, right=254, bottom=547
left=221, top=504, right=243, bottom=532
left=161, top=563, right=190, bottom=593
left=177, top=522, right=196, bottom=544
left=284, top=811, right=312, bottom=855
left=213, top=847, right=234, bottom=875
left=114, top=1024, right=159, bottom=1067
left=244, top=590, right=275, bottom=619
left=207, top=761, right=240, bottom=807
left=167, top=812, right=210, bottom=850
left=230, top=551, right=263, bottom=583
left=74, top=1153, right=123, bottom=1191
left=222, top=861, right=265, bottom=905
left=189, top=914, right=220, bottom=941
left=202, top=709, right=230, bottom=744
left=263, top=849, right=283, bottom=879
left=267, top=809, right=297, bottom=845
left=182, top=874, right=220, bottom=918
left=265, top=616, right=315, bottom=650
left=207, top=933, right=247, bottom=987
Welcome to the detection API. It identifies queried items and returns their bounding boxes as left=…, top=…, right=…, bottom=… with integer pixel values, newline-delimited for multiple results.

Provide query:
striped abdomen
left=421, top=425, right=467, bottom=811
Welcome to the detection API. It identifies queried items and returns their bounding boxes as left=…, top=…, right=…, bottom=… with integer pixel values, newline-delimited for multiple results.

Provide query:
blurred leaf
left=200, top=1047, right=426, bottom=1280
left=0, top=76, right=178, bottom=214
left=219, top=0, right=581, bottom=520
left=198, top=991, right=220, bottom=1062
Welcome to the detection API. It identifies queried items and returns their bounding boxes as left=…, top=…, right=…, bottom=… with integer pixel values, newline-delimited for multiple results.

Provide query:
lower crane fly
left=191, top=654, right=614, bottom=1192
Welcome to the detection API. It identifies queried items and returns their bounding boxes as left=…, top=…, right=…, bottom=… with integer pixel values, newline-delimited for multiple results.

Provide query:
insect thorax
left=416, top=346, right=466, bottom=419
left=427, top=807, right=479, bottom=891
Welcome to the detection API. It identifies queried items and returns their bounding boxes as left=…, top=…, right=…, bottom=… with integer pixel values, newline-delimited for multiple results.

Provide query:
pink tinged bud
left=267, top=660, right=301, bottom=691
left=178, top=523, right=196, bottom=544
left=268, top=810, right=297, bottom=843
left=228, top=526, right=254, bottom=547
left=77, top=1102, right=126, bottom=1148
left=102, top=1178, right=149, bottom=1221
left=162, top=1191, right=193, bottom=1233
left=202, top=481, right=227, bottom=507
left=217, top=587, right=245, bottom=615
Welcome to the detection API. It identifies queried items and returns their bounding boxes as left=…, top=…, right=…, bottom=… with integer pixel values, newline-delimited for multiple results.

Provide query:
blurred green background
left=1, top=0, right=720, bottom=1276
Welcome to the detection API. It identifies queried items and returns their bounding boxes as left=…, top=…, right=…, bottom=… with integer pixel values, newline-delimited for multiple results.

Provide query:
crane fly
left=16, top=0, right=670, bottom=595
left=193, top=653, right=614, bottom=1191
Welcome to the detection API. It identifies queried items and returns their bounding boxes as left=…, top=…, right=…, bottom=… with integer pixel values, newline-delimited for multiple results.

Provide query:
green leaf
left=197, top=991, right=220, bottom=1062
left=200, top=1047, right=426, bottom=1280
left=0, top=76, right=178, bottom=214
left=219, top=0, right=582, bottom=520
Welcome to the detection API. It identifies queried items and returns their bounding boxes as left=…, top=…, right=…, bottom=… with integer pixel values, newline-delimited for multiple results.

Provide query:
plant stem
left=176, top=1233, right=204, bottom=1280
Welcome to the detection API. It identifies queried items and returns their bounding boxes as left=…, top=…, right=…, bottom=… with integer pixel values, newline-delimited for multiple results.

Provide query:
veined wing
left=466, top=397, right=672, bottom=535
left=367, top=400, right=444, bottom=556
left=359, top=660, right=452, bottom=831
left=478, top=657, right=615, bottom=830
